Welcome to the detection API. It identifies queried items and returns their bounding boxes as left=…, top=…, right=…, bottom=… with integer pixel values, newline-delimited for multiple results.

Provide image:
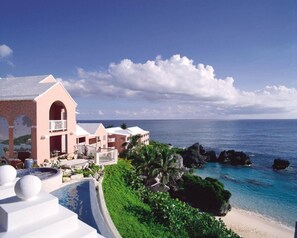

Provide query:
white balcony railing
left=108, top=138, right=115, bottom=143
left=49, top=120, right=67, bottom=132
left=95, top=149, right=118, bottom=166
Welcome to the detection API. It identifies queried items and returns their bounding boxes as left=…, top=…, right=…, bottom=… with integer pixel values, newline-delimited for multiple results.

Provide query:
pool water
left=51, top=180, right=114, bottom=238
left=17, top=168, right=59, bottom=180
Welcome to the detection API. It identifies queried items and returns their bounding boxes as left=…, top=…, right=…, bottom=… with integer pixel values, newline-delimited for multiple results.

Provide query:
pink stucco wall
left=77, top=124, right=108, bottom=151
left=35, top=82, right=77, bottom=164
left=108, top=134, right=128, bottom=154
left=96, top=124, right=108, bottom=150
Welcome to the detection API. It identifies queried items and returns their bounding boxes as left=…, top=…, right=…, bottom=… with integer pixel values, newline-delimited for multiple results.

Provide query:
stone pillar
left=31, top=126, right=37, bottom=163
left=8, top=126, right=14, bottom=158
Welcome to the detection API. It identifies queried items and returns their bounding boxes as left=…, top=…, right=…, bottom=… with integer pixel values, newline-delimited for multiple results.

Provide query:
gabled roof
left=106, top=127, right=131, bottom=136
left=127, top=126, right=149, bottom=135
left=106, top=126, right=149, bottom=136
left=77, top=123, right=104, bottom=135
left=0, top=75, right=57, bottom=101
left=76, top=124, right=90, bottom=137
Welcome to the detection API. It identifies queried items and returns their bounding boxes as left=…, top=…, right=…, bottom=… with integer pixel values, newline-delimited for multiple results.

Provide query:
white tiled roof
left=77, top=123, right=103, bottom=135
left=106, top=127, right=131, bottom=136
left=106, top=126, right=149, bottom=136
left=76, top=124, right=90, bottom=137
left=0, top=75, right=57, bottom=101
left=127, top=126, right=149, bottom=135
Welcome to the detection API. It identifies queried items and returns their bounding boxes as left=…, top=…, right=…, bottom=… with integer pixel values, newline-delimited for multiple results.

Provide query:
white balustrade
left=49, top=120, right=67, bottom=131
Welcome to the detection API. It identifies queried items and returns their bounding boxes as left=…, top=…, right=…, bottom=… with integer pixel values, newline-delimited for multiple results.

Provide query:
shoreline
left=220, top=207, right=294, bottom=238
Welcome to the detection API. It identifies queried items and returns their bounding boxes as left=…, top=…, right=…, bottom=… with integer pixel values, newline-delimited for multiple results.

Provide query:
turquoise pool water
left=51, top=180, right=114, bottom=238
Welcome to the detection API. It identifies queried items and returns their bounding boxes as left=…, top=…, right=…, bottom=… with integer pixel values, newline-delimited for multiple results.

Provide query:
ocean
left=80, top=119, right=297, bottom=228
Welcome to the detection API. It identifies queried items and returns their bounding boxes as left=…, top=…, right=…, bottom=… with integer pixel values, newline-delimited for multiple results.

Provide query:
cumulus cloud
left=60, top=55, right=297, bottom=118
left=0, top=44, right=14, bottom=66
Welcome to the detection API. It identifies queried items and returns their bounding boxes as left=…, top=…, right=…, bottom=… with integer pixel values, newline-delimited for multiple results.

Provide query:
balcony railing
left=95, top=149, right=118, bottom=166
left=108, top=138, right=115, bottom=143
left=49, top=120, right=67, bottom=132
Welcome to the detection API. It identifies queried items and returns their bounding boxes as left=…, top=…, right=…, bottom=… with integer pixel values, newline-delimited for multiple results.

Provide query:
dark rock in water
left=218, top=150, right=252, bottom=166
left=272, top=159, right=290, bottom=170
left=180, top=143, right=206, bottom=168
left=204, top=150, right=217, bottom=162
left=218, top=203, right=231, bottom=216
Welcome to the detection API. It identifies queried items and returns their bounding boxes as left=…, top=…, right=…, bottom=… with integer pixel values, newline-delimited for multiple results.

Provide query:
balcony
left=95, top=149, right=118, bottom=166
left=49, top=120, right=67, bottom=132
left=108, top=138, right=115, bottom=143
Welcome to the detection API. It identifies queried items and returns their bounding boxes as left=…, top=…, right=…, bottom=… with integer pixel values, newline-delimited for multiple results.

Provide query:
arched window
left=49, top=101, right=67, bottom=131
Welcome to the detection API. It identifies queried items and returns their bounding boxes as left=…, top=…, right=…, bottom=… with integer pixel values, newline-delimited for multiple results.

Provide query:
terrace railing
left=95, top=149, right=118, bottom=166
left=75, top=145, right=118, bottom=165
left=49, top=120, right=67, bottom=132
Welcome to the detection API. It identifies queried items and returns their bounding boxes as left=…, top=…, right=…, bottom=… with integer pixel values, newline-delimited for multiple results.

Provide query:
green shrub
left=171, top=174, right=231, bottom=215
left=104, top=159, right=239, bottom=238
left=74, top=163, right=101, bottom=177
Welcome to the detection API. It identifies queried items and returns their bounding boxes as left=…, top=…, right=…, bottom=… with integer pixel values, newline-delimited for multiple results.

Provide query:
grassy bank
left=103, top=159, right=239, bottom=238
left=102, top=159, right=173, bottom=238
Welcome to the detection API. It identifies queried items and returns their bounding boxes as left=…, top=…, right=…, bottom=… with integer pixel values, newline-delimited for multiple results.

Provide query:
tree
left=150, top=147, right=182, bottom=186
left=120, top=134, right=141, bottom=158
left=132, top=145, right=157, bottom=178
left=120, top=123, right=127, bottom=129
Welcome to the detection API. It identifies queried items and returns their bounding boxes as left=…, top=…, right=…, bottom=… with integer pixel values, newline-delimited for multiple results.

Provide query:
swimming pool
left=17, top=168, right=62, bottom=192
left=17, top=167, right=59, bottom=180
left=51, top=179, right=114, bottom=238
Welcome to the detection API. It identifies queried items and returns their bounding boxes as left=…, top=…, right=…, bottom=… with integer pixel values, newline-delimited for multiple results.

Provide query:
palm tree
left=132, top=145, right=156, bottom=178
left=150, top=147, right=181, bottom=186
left=121, top=134, right=141, bottom=158
left=120, top=123, right=127, bottom=129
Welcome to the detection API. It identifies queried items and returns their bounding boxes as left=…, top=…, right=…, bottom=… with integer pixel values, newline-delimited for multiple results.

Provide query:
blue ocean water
left=81, top=119, right=297, bottom=228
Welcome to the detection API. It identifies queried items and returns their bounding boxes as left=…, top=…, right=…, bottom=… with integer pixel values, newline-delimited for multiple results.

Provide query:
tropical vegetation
left=103, top=159, right=239, bottom=238
left=127, top=140, right=231, bottom=215
left=171, top=174, right=231, bottom=215
left=103, top=160, right=173, bottom=237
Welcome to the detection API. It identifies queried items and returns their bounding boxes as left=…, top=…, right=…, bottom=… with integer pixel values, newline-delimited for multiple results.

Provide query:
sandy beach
left=220, top=207, right=295, bottom=238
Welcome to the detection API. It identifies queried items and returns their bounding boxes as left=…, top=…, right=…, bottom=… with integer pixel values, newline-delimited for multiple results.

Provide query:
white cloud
left=0, top=44, right=14, bottom=66
left=0, top=44, right=12, bottom=58
left=60, top=54, right=297, bottom=118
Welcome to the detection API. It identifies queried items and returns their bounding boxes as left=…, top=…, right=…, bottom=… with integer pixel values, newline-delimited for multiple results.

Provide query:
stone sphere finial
left=0, top=165, right=17, bottom=186
left=14, top=175, right=42, bottom=200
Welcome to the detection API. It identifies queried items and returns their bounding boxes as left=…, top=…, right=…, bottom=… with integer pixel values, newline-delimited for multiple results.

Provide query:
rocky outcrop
left=204, top=150, right=217, bottom=162
left=218, top=150, right=252, bottom=166
left=180, top=143, right=251, bottom=168
left=172, top=153, right=186, bottom=180
left=272, top=159, right=290, bottom=170
left=218, top=202, right=231, bottom=216
left=180, top=143, right=206, bottom=168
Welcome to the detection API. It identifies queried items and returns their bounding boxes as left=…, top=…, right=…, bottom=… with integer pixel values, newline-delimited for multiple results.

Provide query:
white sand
left=220, top=208, right=295, bottom=238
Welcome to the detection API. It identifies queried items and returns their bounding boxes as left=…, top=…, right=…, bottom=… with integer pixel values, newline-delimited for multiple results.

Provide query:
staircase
left=0, top=183, right=104, bottom=238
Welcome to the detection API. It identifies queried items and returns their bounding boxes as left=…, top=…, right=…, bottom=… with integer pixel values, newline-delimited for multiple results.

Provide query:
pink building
left=0, top=75, right=77, bottom=165
left=126, top=126, right=150, bottom=145
left=106, top=126, right=150, bottom=154
left=76, top=123, right=108, bottom=151
left=76, top=123, right=118, bottom=165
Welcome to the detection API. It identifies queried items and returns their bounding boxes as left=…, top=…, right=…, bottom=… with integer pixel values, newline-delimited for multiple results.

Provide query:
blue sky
left=1, top=0, right=297, bottom=119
